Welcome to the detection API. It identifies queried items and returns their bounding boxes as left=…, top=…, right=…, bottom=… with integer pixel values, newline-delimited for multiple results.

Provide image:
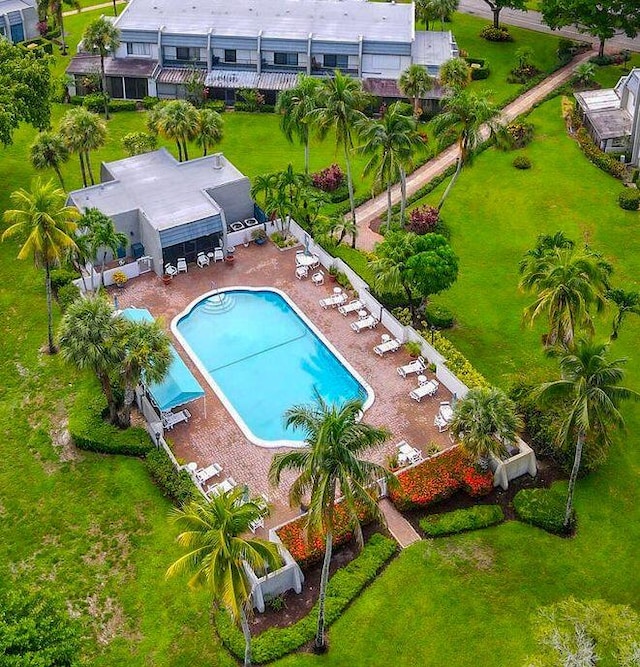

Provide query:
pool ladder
left=201, top=293, right=236, bottom=315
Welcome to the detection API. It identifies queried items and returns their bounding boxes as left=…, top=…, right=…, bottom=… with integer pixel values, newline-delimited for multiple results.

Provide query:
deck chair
left=338, top=299, right=364, bottom=316
left=177, top=257, right=188, bottom=273
left=197, top=252, right=210, bottom=268
left=397, top=356, right=426, bottom=378
left=350, top=315, right=378, bottom=332
left=165, top=263, right=178, bottom=277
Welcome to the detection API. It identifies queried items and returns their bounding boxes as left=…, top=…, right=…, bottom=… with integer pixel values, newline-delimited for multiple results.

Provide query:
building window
left=274, top=52, right=298, bottom=66
left=175, top=46, right=200, bottom=62
left=224, top=49, right=236, bottom=63
left=124, top=77, right=149, bottom=100
left=126, top=42, right=151, bottom=56
left=323, top=54, right=348, bottom=69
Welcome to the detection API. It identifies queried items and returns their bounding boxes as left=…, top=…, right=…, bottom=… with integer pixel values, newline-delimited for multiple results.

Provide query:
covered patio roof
left=204, top=69, right=299, bottom=90
left=66, top=55, right=158, bottom=78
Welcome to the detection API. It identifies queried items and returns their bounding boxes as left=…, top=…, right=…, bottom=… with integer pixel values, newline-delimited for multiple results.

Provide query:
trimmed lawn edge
left=419, top=505, right=505, bottom=537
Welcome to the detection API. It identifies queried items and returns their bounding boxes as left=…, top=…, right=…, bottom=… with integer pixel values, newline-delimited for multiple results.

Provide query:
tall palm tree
left=117, top=318, right=171, bottom=428
left=519, top=246, right=612, bottom=347
left=67, top=228, right=92, bottom=293
left=431, top=89, right=498, bottom=211
left=196, top=108, right=223, bottom=156
left=166, top=492, right=280, bottom=667
left=606, top=288, right=640, bottom=341
left=81, top=17, right=120, bottom=120
left=2, top=179, right=80, bottom=353
left=30, top=132, right=70, bottom=190
left=156, top=100, right=200, bottom=162
left=398, top=65, right=434, bottom=118
left=264, top=165, right=306, bottom=236
left=276, top=74, right=321, bottom=174
left=311, top=72, right=368, bottom=233
left=58, top=295, right=121, bottom=423
left=250, top=172, right=278, bottom=219
left=358, top=102, right=422, bottom=231
left=269, top=396, right=392, bottom=653
left=59, top=107, right=107, bottom=187
left=426, top=0, right=460, bottom=29
left=533, top=339, right=639, bottom=529
left=450, top=386, right=523, bottom=465
left=438, top=57, right=472, bottom=92
left=85, top=208, right=128, bottom=287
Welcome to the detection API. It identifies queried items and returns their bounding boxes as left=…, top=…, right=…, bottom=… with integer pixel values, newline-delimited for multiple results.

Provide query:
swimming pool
left=172, top=287, right=374, bottom=447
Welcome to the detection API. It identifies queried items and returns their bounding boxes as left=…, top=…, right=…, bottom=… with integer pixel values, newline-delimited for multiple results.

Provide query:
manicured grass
left=593, top=54, right=640, bottom=88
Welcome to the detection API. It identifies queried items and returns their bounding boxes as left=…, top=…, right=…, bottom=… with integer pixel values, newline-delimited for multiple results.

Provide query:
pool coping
left=170, top=286, right=376, bottom=449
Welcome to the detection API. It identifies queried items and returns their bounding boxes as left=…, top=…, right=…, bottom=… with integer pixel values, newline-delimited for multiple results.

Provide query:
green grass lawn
left=594, top=53, right=640, bottom=88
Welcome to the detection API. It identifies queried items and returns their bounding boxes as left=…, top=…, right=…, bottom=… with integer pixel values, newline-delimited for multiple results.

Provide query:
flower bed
left=389, top=448, right=493, bottom=511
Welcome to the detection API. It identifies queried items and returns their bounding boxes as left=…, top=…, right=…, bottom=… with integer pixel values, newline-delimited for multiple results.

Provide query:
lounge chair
left=350, top=315, right=378, bottom=332
left=177, top=257, right=188, bottom=273
left=409, top=379, right=439, bottom=402
left=194, top=462, right=222, bottom=484
left=438, top=401, right=454, bottom=423
left=312, top=270, right=324, bottom=286
left=397, top=356, right=426, bottom=378
left=248, top=516, right=265, bottom=533
left=206, top=476, right=237, bottom=498
left=373, top=337, right=401, bottom=356
left=295, top=265, right=308, bottom=280
left=161, top=408, right=191, bottom=430
left=434, top=414, right=449, bottom=432
left=319, top=293, right=347, bottom=309
left=213, top=247, right=224, bottom=263
left=337, top=299, right=364, bottom=316
left=197, top=252, right=210, bottom=268
left=165, top=263, right=178, bottom=277
left=397, top=441, right=423, bottom=465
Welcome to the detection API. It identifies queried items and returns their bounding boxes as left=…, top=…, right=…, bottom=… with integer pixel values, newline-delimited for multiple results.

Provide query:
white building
left=0, top=0, right=38, bottom=43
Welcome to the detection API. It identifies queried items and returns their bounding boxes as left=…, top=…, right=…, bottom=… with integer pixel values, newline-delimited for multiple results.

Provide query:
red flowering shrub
left=389, top=448, right=493, bottom=511
left=407, top=205, right=439, bottom=235
left=311, top=163, right=344, bottom=192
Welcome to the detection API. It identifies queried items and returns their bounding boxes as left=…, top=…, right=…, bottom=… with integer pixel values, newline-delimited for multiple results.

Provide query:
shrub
left=214, top=533, right=396, bottom=664
left=145, top=448, right=199, bottom=506
left=122, top=131, right=157, bottom=157
left=404, top=341, right=422, bottom=357
left=83, top=92, right=109, bottom=113
left=69, top=96, right=84, bottom=106
left=419, top=505, right=504, bottom=537
left=425, top=303, right=454, bottom=329
left=391, top=306, right=412, bottom=326
left=557, top=38, right=585, bottom=65
left=109, top=99, right=137, bottom=112
left=618, top=189, right=640, bottom=211
left=390, top=448, right=493, bottom=511
left=258, top=104, right=275, bottom=113
left=465, top=57, right=490, bottom=80
left=142, top=95, right=160, bottom=109
left=57, top=283, right=81, bottom=311
left=575, top=128, right=626, bottom=179
left=112, top=270, right=128, bottom=286
left=514, top=486, right=573, bottom=535
left=311, top=163, right=344, bottom=192
left=50, top=267, right=79, bottom=291
left=205, top=99, right=226, bottom=113
left=407, top=205, right=439, bottom=234
left=324, top=181, right=350, bottom=203
left=480, top=25, right=513, bottom=42
left=505, top=122, right=534, bottom=149
left=513, top=155, right=532, bottom=170
left=427, top=330, right=490, bottom=389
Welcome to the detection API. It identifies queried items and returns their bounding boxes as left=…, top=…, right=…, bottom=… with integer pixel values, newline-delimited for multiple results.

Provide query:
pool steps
left=201, top=293, right=236, bottom=314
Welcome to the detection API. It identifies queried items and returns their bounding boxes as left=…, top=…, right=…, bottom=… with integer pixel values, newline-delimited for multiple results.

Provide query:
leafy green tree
left=276, top=74, right=321, bottom=174
left=541, top=0, right=640, bottom=57
left=263, top=165, right=307, bottom=236
left=481, top=0, right=527, bottom=29
left=84, top=208, right=128, bottom=287
left=0, top=39, right=53, bottom=146
left=369, top=231, right=458, bottom=319
left=425, top=0, right=460, bottom=29
left=166, top=492, right=280, bottom=667
left=432, top=89, right=499, bottom=210
left=269, top=396, right=392, bottom=653
left=59, top=107, right=107, bottom=187
left=30, top=132, right=70, bottom=190
left=290, top=187, right=329, bottom=236
left=398, top=64, right=434, bottom=118
left=196, top=108, right=223, bottom=156
left=156, top=100, right=200, bottom=162
left=81, top=16, right=120, bottom=119
left=121, top=131, right=157, bottom=157
left=438, top=57, right=472, bottom=92
left=533, top=339, right=639, bottom=529
left=47, top=0, right=80, bottom=55
left=2, top=179, right=80, bottom=353
left=250, top=172, right=279, bottom=219
left=450, top=386, right=523, bottom=464
left=606, top=288, right=640, bottom=341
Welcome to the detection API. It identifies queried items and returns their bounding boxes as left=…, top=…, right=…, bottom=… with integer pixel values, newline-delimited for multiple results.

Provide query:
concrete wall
left=139, top=211, right=164, bottom=276
left=206, top=177, right=254, bottom=226
left=492, top=437, right=538, bottom=490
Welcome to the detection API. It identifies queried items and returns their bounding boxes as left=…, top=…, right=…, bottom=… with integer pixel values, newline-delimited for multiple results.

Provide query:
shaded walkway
left=380, top=499, right=421, bottom=549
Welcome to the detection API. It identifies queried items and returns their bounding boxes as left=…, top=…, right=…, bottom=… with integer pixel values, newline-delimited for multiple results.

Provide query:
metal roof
left=66, top=55, right=158, bottom=77
left=115, top=0, right=414, bottom=43
left=363, top=77, right=446, bottom=100
left=412, top=31, right=457, bottom=67
left=156, top=67, right=204, bottom=85
left=574, top=88, right=620, bottom=112
left=0, top=0, right=36, bottom=14
left=204, top=69, right=299, bottom=90
left=587, top=108, right=632, bottom=141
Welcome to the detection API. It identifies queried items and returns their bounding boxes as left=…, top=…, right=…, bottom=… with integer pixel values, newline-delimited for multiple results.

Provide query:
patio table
left=439, top=404, right=454, bottom=422
left=297, top=253, right=320, bottom=267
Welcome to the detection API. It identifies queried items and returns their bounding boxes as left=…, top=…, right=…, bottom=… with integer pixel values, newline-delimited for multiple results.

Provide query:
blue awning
left=120, top=307, right=205, bottom=411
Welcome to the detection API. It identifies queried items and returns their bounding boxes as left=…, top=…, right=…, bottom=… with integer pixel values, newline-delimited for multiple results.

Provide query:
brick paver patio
left=115, top=243, right=453, bottom=527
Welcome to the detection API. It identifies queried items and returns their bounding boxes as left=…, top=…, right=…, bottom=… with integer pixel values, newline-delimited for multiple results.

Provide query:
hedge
left=214, top=533, right=397, bottom=664
left=145, top=448, right=199, bottom=506
left=575, top=128, right=626, bottom=180
left=514, top=485, right=573, bottom=535
left=419, top=505, right=504, bottom=537
left=428, top=330, right=489, bottom=389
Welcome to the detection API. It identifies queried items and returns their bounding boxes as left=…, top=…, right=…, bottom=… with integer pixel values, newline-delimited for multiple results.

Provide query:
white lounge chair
left=206, top=476, right=237, bottom=498
left=312, top=271, right=324, bottom=286
left=213, top=247, right=224, bottom=263
left=337, top=299, right=364, bottom=316
left=177, top=257, right=188, bottom=273
left=161, top=408, right=191, bottom=430
left=248, top=516, right=265, bottom=533
left=373, top=337, right=401, bottom=356
left=397, top=356, right=426, bottom=378
left=350, top=315, right=378, bottom=332
left=409, top=379, right=439, bottom=402
left=165, top=263, right=178, bottom=277
left=196, top=252, right=210, bottom=268
left=194, top=462, right=222, bottom=484
left=434, top=414, right=449, bottom=432
left=319, top=293, right=347, bottom=309
left=439, top=401, right=454, bottom=422
left=295, top=265, right=308, bottom=280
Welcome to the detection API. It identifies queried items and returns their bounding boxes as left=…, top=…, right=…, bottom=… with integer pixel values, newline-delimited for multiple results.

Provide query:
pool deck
left=115, top=242, right=454, bottom=528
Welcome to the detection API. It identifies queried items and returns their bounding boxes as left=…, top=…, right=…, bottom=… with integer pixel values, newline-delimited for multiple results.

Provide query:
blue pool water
left=174, top=289, right=371, bottom=445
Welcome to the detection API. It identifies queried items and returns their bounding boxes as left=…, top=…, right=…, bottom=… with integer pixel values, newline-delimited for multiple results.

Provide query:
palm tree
left=196, top=108, right=223, bottom=156
left=450, top=386, right=523, bottom=465
left=358, top=103, right=422, bottom=231
left=606, top=288, right=640, bottom=340
left=156, top=100, right=200, bottom=162
left=438, top=57, right=472, bottom=92
left=250, top=172, right=278, bottom=218
left=48, top=0, right=79, bottom=56
left=67, top=228, right=92, bottom=293
left=166, top=492, right=280, bottom=667
left=264, top=165, right=306, bottom=236
left=59, top=107, right=107, bottom=187
left=311, top=72, right=368, bottom=233
left=431, top=89, right=498, bottom=211
left=81, top=17, right=120, bottom=120
left=519, top=246, right=612, bottom=347
left=276, top=74, right=321, bottom=174
left=573, top=62, right=597, bottom=88
left=398, top=64, right=434, bottom=118
left=58, top=295, right=121, bottom=423
left=30, top=132, right=70, bottom=190
left=533, top=339, right=639, bottom=529
left=86, top=208, right=128, bottom=287
left=2, top=179, right=80, bottom=353
left=269, top=396, right=392, bottom=653
left=427, top=0, right=460, bottom=29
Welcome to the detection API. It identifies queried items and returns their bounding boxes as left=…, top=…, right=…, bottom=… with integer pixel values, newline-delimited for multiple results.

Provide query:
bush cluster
left=214, top=534, right=396, bottom=664
left=427, top=330, right=490, bottom=389
left=142, top=96, right=160, bottom=109
left=204, top=99, right=226, bottom=113
left=82, top=93, right=137, bottom=113
left=233, top=102, right=274, bottom=113
left=514, top=486, right=573, bottom=535
left=324, top=181, right=351, bottom=203
left=419, top=505, right=504, bottom=537
left=618, top=189, right=640, bottom=211
left=557, top=38, right=588, bottom=65
left=513, top=155, right=532, bottom=170
left=407, top=205, right=439, bottom=235
left=311, top=163, right=345, bottom=192
left=57, top=283, right=81, bottom=311
left=50, top=267, right=79, bottom=291
left=505, top=122, right=534, bottom=149
left=465, top=57, right=490, bottom=80
left=424, top=303, right=455, bottom=329
left=480, top=25, right=513, bottom=42
left=508, top=65, right=541, bottom=84
left=589, top=51, right=631, bottom=66
left=145, top=448, right=199, bottom=506
left=575, top=128, right=626, bottom=179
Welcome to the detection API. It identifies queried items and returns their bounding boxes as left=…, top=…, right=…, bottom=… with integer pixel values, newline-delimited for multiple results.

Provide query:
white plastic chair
left=373, top=337, right=401, bottom=356
left=311, top=271, right=324, bottom=286
left=397, top=356, right=426, bottom=378
left=350, top=315, right=378, bottom=332
left=213, top=247, right=224, bottom=263
left=409, top=379, right=439, bottom=402
left=197, top=252, right=210, bottom=268
left=177, top=257, right=188, bottom=273
left=338, top=299, right=364, bottom=316
left=295, top=265, right=308, bottom=280
left=165, top=263, right=178, bottom=277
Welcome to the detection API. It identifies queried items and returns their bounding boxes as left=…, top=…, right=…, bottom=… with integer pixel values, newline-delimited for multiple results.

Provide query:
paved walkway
left=352, top=51, right=593, bottom=251
left=62, top=0, right=126, bottom=16
left=380, top=499, right=422, bottom=548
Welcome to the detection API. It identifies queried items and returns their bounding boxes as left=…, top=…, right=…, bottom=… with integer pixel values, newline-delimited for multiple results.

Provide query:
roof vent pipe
left=212, top=153, right=223, bottom=169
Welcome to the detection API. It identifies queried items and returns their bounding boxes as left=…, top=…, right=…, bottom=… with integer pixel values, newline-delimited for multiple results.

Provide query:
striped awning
left=156, top=67, right=205, bottom=85
left=204, top=69, right=300, bottom=91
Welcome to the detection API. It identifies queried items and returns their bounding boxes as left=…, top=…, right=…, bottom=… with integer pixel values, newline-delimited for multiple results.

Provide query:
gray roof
left=574, top=88, right=620, bottom=113
left=412, top=31, right=458, bottom=67
left=587, top=108, right=632, bottom=141
left=116, top=0, right=414, bottom=43
left=204, top=69, right=299, bottom=90
left=0, top=0, right=36, bottom=13
left=157, top=67, right=204, bottom=84
left=68, top=149, right=247, bottom=230
left=67, top=54, right=158, bottom=77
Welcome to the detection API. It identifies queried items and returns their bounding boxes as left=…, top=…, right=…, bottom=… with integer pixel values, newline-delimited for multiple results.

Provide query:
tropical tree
left=398, top=64, right=434, bottom=118
left=573, top=61, right=597, bottom=87
left=121, top=131, right=157, bottom=157
left=415, top=0, right=438, bottom=28
left=59, top=107, right=107, bottom=187
left=166, top=492, right=280, bottom=667
left=269, top=396, right=392, bottom=653
left=290, top=187, right=329, bottom=236
left=250, top=172, right=279, bottom=219
left=450, top=386, right=523, bottom=464
left=85, top=208, right=128, bottom=287
left=311, top=71, right=368, bottom=232
left=533, top=339, right=639, bottom=529
left=47, top=0, right=80, bottom=56
left=276, top=74, right=321, bottom=174
left=29, top=132, right=70, bottom=190
left=431, top=89, right=498, bottom=210
left=480, top=0, right=527, bottom=29
left=59, top=295, right=122, bottom=423
left=606, top=288, right=640, bottom=340
left=422, top=0, right=460, bottom=29
left=2, top=179, right=80, bottom=353
left=438, top=57, right=472, bottom=92
left=81, top=16, right=120, bottom=119
left=263, top=165, right=307, bottom=236
left=196, top=108, right=223, bottom=156
left=67, top=225, right=93, bottom=293
left=156, top=100, right=200, bottom=162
